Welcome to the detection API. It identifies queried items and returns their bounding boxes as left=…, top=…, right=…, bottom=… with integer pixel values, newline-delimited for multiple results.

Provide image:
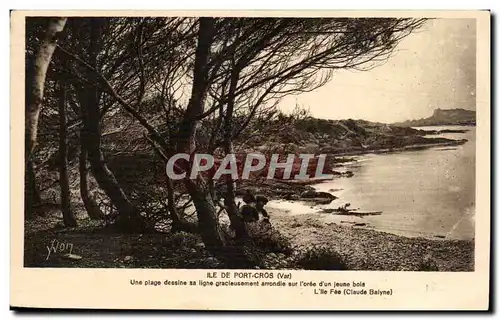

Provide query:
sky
left=278, top=18, right=477, bottom=124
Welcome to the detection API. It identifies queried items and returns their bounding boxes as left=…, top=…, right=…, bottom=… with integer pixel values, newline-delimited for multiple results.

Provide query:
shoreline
left=266, top=207, right=474, bottom=271
left=327, top=139, right=467, bottom=157
left=236, top=138, right=468, bottom=202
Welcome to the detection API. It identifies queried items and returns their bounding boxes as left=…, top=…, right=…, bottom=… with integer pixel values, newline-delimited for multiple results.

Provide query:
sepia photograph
left=10, top=9, right=491, bottom=310
left=21, top=14, right=479, bottom=272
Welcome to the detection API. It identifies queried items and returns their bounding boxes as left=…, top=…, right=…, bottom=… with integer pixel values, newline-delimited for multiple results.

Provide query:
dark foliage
left=294, top=245, right=348, bottom=270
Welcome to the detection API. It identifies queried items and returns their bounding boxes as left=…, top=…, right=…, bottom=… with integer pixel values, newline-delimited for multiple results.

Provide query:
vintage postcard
left=10, top=10, right=490, bottom=310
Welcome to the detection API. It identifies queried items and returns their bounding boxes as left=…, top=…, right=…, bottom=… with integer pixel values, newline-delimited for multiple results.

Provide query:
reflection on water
left=268, top=126, right=476, bottom=240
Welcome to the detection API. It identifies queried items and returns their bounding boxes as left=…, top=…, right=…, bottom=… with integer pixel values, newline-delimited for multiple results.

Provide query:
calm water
left=268, top=126, right=476, bottom=240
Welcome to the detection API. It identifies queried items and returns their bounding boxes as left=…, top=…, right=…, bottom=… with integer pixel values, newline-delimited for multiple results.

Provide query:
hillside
left=393, top=108, right=476, bottom=127
left=239, top=117, right=468, bottom=156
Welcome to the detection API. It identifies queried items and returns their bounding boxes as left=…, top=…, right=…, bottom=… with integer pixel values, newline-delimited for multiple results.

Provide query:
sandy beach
left=266, top=207, right=474, bottom=272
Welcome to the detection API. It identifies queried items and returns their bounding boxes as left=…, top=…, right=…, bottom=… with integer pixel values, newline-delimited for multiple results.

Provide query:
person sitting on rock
left=240, top=191, right=270, bottom=223
left=242, top=190, right=256, bottom=205
left=255, top=195, right=270, bottom=223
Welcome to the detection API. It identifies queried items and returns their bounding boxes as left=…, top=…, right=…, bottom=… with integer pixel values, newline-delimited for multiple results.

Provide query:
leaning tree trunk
left=77, top=90, right=104, bottom=220
left=78, top=18, right=145, bottom=232
left=175, top=18, right=257, bottom=268
left=79, top=137, right=104, bottom=220
left=58, top=85, right=77, bottom=227
left=144, top=134, right=196, bottom=233
left=83, top=103, right=144, bottom=231
left=176, top=18, right=228, bottom=253
left=222, top=67, right=248, bottom=239
left=81, top=85, right=144, bottom=232
left=165, top=169, right=198, bottom=233
left=185, top=181, right=227, bottom=249
left=25, top=17, right=67, bottom=162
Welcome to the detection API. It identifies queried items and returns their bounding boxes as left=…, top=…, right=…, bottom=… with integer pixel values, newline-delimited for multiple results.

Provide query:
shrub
left=216, top=222, right=295, bottom=269
left=169, top=231, right=203, bottom=249
left=247, top=222, right=294, bottom=255
left=294, top=246, right=348, bottom=270
left=418, top=255, right=439, bottom=271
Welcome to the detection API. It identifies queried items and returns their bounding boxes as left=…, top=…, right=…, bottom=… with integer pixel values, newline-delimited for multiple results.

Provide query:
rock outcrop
left=393, top=108, right=476, bottom=127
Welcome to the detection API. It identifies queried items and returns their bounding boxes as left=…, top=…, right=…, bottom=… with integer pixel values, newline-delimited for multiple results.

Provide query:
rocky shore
left=233, top=117, right=470, bottom=202
left=267, top=208, right=474, bottom=271
left=327, top=138, right=467, bottom=156
left=234, top=138, right=467, bottom=206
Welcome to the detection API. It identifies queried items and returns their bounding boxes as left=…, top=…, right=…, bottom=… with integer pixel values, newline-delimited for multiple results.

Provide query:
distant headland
left=392, top=108, right=476, bottom=127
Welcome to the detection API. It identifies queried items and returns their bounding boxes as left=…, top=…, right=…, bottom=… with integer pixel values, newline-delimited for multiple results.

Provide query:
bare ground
left=23, top=213, right=224, bottom=269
